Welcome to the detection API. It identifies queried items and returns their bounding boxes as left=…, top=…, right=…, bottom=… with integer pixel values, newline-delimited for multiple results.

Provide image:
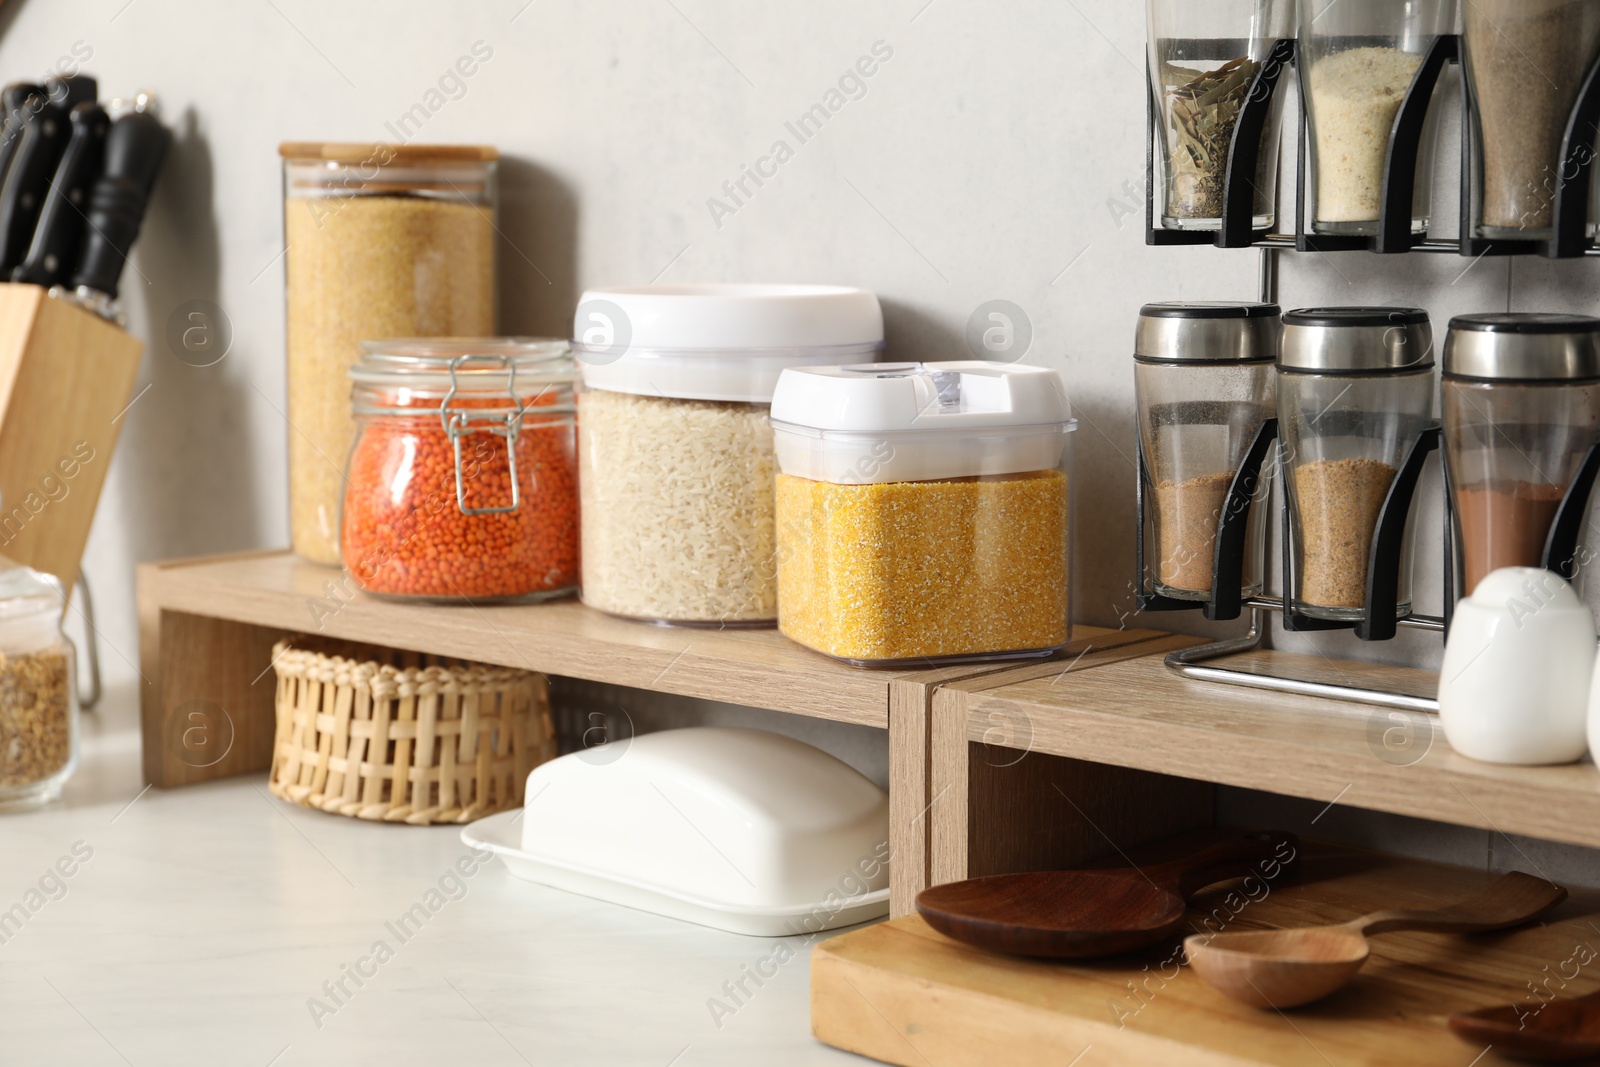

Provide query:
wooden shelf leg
left=138, top=605, right=288, bottom=788
left=888, top=680, right=936, bottom=918
left=929, top=687, right=1218, bottom=883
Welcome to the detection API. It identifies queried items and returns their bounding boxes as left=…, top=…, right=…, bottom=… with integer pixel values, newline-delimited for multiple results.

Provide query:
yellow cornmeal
left=776, top=470, right=1069, bottom=662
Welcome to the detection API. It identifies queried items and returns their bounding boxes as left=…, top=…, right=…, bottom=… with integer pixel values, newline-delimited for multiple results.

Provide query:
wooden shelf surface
left=815, top=840, right=1600, bottom=1067
left=141, top=549, right=1150, bottom=729
left=937, top=644, right=1600, bottom=852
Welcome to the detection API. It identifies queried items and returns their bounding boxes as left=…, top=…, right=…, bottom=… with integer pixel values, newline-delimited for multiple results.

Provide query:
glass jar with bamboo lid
left=281, top=142, right=498, bottom=565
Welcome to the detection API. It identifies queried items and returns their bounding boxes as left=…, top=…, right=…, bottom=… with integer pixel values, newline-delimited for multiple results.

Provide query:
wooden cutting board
left=813, top=840, right=1600, bottom=1067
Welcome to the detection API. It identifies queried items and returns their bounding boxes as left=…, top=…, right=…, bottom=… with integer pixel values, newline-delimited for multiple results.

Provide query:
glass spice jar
left=282, top=143, right=498, bottom=566
left=1462, top=1, right=1600, bottom=239
left=1278, top=308, right=1436, bottom=621
left=1146, top=0, right=1294, bottom=232
left=0, top=564, right=76, bottom=810
left=1442, top=314, right=1600, bottom=595
left=1134, top=302, right=1278, bottom=601
left=340, top=339, right=577, bottom=603
left=1298, top=0, right=1455, bottom=236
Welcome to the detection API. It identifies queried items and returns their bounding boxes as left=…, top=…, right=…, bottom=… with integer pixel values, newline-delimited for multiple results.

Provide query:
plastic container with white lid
left=771, top=361, right=1077, bottom=667
left=572, top=284, right=884, bottom=627
left=0, top=565, right=76, bottom=809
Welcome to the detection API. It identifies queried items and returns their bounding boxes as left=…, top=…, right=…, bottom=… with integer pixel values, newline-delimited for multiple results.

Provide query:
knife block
left=0, top=282, right=142, bottom=587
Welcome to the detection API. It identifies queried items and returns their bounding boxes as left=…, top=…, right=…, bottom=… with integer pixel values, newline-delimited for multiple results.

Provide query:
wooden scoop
left=915, top=830, right=1300, bottom=959
left=1185, top=871, right=1566, bottom=1009
left=1450, top=988, right=1600, bottom=1062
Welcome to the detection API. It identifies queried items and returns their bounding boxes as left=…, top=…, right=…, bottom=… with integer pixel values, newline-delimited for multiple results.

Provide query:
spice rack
left=1148, top=32, right=1600, bottom=257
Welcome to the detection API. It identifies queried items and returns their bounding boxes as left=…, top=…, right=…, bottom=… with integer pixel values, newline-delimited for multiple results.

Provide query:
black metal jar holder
left=1137, top=411, right=1600, bottom=709
left=1147, top=35, right=1600, bottom=258
left=1136, top=415, right=1446, bottom=710
left=1137, top=417, right=1440, bottom=636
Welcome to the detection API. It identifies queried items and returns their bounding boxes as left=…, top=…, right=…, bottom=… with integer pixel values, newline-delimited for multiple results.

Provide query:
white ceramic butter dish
left=460, top=726, right=890, bottom=936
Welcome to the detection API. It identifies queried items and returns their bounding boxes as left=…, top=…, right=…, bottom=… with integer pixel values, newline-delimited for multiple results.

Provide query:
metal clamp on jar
left=1277, top=307, right=1438, bottom=639
left=1442, top=314, right=1600, bottom=599
left=341, top=338, right=577, bottom=604
left=1134, top=302, right=1279, bottom=620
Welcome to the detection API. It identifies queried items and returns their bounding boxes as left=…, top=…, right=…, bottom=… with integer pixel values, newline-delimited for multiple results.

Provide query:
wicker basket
left=269, top=638, right=555, bottom=824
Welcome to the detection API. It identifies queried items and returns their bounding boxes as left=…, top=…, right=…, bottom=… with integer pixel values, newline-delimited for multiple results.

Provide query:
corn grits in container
left=771, top=361, right=1076, bottom=667
left=573, top=284, right=883, bottom=627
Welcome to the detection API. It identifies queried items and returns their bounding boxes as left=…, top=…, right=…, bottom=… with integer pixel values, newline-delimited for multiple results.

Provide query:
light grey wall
left=7, top=1, right=1596, bottom=876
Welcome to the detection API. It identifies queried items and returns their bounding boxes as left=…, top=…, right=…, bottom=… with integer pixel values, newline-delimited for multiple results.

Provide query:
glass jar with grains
left=573, top=284, right=883, bottom=627
left=1278, top=308, right=1435, bottom=621
left=341, top=339, right=578, bottom=603
left=771, top=362, right=1076, bottom=667
left=1299, top=0, right=1455, bottom=235
left=1463, top=0, right=1600, bottom=239
left=1134, top=302, right=1278, bottom=602
left=281, top=142, right=498, bottom=565
left=1146, top=0, right=1293, bottom=232
left=0, top=564, right=76, bottom=809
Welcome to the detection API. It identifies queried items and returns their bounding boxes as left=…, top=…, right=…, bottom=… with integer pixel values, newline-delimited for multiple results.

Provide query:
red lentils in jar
left=340, top=338, right=578, bottom=602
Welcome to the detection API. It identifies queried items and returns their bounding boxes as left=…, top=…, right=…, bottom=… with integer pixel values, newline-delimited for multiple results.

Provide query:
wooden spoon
left=1185, top=871, right=1567, bottom=1009
left=915, top=830, right=1300, bottom=959
left=1450, top=988, right=1600, bottom=1062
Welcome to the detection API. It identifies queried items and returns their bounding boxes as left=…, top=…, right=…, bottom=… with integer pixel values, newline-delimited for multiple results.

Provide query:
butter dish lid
left=462, top=727, right=890, bottom=936
left=769, top=361, right=1075, bottom=483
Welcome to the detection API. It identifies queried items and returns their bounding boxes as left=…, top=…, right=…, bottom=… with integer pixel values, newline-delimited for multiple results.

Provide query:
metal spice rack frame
left=1139, top=25, right=1600, bottom=710
left=1135, top=242, right=1600, bottom=712
left=1146, top=34, right=1600, bottom=257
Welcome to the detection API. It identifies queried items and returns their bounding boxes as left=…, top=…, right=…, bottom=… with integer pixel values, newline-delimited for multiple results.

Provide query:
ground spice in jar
left=1465, top=1, right=1600, bottom=232
left=776, top=470, right=1069, bottom=663
left=1153, top=471, right=1234, bottom=593
left=1308, top=47, right=1422, bottom=224
left=287, top=195, right=495, bottom=565
left=341, top=396, right=577, bottom=601
left=1457, top=481, right=1567, bottom=593
left=1293, top=458, right=1397, bottom=610
left=579, top=389, right=777, bottom=623
left=0, top=648, right=71, bottom=792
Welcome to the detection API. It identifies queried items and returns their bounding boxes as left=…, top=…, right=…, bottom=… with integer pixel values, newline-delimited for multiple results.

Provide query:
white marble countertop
left=0, top=680, right=874, bottom=1066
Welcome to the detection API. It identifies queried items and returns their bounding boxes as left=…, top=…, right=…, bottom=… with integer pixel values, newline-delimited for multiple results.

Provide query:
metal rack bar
left=1164, top=607, right=1440, bottom=713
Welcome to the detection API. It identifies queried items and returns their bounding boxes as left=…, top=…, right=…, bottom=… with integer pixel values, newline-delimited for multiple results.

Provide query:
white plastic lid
left=769, top=361, right=1075, bottom=483
left=572, top=284, right=884, bottom=402
left=0, top=564, right=65, bottom=653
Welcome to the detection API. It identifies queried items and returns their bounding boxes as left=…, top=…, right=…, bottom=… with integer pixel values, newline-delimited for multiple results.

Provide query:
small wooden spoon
left=1185, top=871, right=1567, bottom=1009
left=915, top=830, right=1300, bottom=959
left=1450, top=988, right=1600, bottom=1062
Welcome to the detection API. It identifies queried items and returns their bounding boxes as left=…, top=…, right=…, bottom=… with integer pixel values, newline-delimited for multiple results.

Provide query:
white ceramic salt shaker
left=1439, top=567, right=1594, bottom=765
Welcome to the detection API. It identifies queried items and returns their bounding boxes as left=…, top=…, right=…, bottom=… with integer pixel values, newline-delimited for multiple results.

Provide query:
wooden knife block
left=0, top=282, right=142, bottom=587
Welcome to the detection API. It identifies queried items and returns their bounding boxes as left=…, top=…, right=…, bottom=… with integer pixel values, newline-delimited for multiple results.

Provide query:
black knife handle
left=43, top=74, right=96, bottom=111
left=68, top=110, right=168, bottom=300
left=13, top=103, right=108, bottom=286
left=0, top=100, right=72, bottom=272
left=0, top=83, right=44, bottom=185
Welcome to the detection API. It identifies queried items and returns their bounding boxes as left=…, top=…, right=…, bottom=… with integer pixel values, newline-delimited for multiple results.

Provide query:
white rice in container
left=578, top=389, right=777, bottom=623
